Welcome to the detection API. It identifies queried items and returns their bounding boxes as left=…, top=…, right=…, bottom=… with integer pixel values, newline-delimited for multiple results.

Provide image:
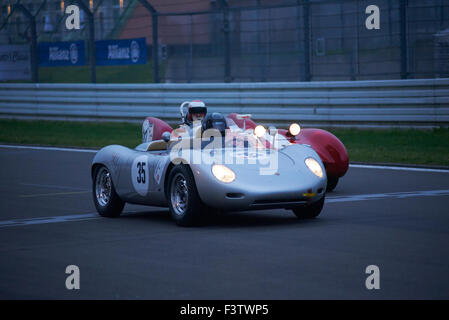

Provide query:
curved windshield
left=170, top=129, right=282, bottom=151
left=197, top=132, right=269, bottom=150
left=224, top=132, right=268, bottom=149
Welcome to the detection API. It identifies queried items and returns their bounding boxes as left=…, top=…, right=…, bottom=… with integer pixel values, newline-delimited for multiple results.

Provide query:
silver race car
left=91, top=102, right=327, bottom=226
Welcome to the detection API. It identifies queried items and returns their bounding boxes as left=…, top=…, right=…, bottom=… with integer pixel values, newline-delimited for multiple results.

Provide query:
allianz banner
left=0, top=45, right=31, bottom=80
left=38, top=41, right=85, bottom=67
left=95, top=38, right=147, bottom=66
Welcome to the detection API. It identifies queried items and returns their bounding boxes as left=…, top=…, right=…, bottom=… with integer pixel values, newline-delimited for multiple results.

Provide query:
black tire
left=92, top=165, right=125, bottom=218
left=167, top=164, right=205, bottom=226
left=292, top=195, right=325, bottom=219
left=326, top=177, right=339, bottom=192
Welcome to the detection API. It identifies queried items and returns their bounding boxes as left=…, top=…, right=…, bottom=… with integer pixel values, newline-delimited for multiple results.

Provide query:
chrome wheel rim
left=95, top=167, right=112, bottom=207
left=170, top=173, right=189, bottom=216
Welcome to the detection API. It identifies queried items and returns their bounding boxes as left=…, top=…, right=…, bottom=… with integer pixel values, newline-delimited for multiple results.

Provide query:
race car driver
left=184, top=100, right=207, bottom=127
left=170, top=100, right=208, bottom=139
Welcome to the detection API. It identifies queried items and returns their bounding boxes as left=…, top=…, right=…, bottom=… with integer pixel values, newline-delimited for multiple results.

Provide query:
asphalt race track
left=0, top=145, right=448, bottom=299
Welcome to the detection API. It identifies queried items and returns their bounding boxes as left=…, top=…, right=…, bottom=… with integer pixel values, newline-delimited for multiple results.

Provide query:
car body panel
left=92, top=145, right=171, bottom=207
left=191, top=144, right=326, bottom=210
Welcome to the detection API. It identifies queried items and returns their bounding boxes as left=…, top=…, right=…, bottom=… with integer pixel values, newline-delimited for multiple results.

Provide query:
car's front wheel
left=167, top=165, right=205, bottom=226
left=326, top=177, right=339, bottom=192
left=292, top=195, right=325, bottom=219
left=93, top=165, right=125, bottom=217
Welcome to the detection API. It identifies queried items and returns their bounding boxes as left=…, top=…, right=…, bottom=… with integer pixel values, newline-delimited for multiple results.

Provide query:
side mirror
left=161, top=131, right=171, bottom=142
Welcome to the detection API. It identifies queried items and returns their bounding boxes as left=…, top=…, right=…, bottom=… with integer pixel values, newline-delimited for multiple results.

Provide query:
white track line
left=1, top=144, right=448, bottom=173
left=326, top=189, right=449, bottom=203
left=349, top=164, right=449, bottom=173
left=20, top=182, right=88, bottom=191
left=0, top=213, right=99, bottom=228
left=0, top=189, right=449, bottom=228
left=0, top=144, right=97, bottom=153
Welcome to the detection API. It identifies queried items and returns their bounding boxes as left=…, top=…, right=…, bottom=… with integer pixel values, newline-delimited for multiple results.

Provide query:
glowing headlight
left=305, top=158, right=323, bottom=178
left=289, top=123, right=301, bottom=136
left=212, top=164, right=235, bottom=183
left=254, top=125, right=266, bottom=138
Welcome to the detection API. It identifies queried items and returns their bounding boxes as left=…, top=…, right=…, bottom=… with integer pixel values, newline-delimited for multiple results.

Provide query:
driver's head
left=187, top=100, right=207, bottom=122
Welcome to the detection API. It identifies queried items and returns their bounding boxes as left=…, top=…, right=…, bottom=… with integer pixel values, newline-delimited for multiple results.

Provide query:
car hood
left=191, top=144, right=323, bottom=178
left=191, top=144, right=327, bottom=207
left=200, top=147, right=295, bottom=172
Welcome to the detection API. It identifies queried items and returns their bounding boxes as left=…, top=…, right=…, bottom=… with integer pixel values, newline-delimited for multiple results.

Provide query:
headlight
left=289, top=123, right=301, bottom=136
left=212, top=164, right=235, bottom=183
left=254, top=125, right=266, bottom=138
left=305, top=158, right=323, bottom=178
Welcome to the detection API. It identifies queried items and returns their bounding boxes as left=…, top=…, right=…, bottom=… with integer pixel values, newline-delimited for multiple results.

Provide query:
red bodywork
left=289, top=128, right=348, bottom=178
left=226, top=113, right=349, bottom=179
left=144, top=117, right=173, bottom=141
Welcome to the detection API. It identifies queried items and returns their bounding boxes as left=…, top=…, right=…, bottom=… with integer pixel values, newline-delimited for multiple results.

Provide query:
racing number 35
left=136, top=162, right=146, bottom=184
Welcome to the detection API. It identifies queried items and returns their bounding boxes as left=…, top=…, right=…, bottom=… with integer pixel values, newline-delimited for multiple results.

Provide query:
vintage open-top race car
left=91, top=101, right=329, bottom=226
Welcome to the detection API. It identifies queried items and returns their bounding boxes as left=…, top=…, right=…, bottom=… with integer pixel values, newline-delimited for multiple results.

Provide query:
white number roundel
left=132, top=155, right=149, bottom=196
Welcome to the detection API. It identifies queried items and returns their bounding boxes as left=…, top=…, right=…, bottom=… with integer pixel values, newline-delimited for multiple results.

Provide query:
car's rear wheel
left=326, top=177, right=339, bottom=192
left=292, top=195, right=325, bottom=219
left=167, top=165, right=205, bottom=226
left=93, top=165, right=125, bottom=217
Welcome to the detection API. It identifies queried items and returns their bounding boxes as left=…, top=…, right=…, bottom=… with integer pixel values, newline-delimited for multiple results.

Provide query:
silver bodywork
left=91, top=141, right=327, bottom=211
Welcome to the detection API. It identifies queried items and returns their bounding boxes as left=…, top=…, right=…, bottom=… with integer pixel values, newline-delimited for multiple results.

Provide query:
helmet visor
left=189, top=106, right=207, bottom=114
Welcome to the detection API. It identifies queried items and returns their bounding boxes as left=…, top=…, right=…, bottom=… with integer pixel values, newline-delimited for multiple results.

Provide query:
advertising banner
left=0, top=45, right=31, bottom=81
left=38, top=40, right=85, bottom=67
left=96, top=38, right=146, bottom=66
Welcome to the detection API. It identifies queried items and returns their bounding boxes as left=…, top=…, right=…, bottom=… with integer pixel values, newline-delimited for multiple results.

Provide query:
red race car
left=226, top=113, right=349, bottom=192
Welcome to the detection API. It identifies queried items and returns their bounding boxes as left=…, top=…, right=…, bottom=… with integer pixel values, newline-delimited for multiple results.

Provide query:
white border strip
left=1, top=144, right=448, bottom=173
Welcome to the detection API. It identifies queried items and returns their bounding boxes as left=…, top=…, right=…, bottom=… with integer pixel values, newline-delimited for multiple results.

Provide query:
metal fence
left=1, top=0, right=449, bottom=83
left=1, top=79, right=448, bottom=128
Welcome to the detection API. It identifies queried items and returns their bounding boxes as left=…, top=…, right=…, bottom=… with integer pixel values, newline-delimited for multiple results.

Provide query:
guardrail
left=0, top=79, right=448, bottom=128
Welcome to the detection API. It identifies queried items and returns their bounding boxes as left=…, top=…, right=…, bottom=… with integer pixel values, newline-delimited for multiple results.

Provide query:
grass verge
left=0, top=119, right=448, bottom=166
left=1, top=63, right=157, bottom=84
left=38, top=64, right=155, bottom=83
